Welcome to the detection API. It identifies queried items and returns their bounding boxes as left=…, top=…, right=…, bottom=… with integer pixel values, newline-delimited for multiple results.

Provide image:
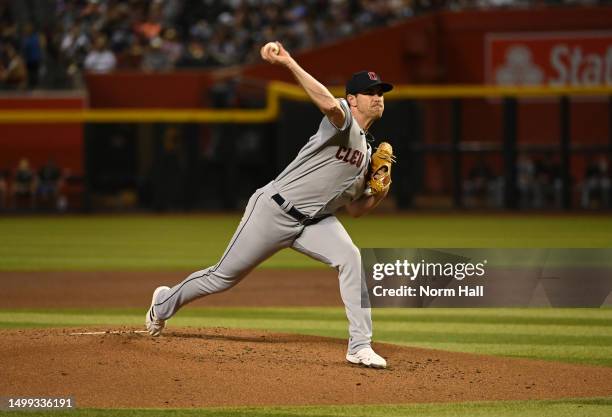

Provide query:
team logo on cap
left=368, top=72, right=378, bottom=80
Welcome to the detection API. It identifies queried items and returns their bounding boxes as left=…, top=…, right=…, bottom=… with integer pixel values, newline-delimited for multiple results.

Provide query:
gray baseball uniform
left=153, top=98, right=374, bottom=353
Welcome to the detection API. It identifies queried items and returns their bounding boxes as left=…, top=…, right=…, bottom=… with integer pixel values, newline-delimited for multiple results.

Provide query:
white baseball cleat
left=346, top=347, right=387, bottom=369
left=145, top=286, right=170, bottom=337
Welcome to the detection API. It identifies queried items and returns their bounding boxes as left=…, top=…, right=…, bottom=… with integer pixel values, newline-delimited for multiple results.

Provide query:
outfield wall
left=0, top=95, right=85, bottom=175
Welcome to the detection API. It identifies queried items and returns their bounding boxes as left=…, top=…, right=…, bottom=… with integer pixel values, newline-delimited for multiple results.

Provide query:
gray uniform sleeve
left=328, top=98, right=352, bottom=132
left=310, top=98, right=352, bottom=147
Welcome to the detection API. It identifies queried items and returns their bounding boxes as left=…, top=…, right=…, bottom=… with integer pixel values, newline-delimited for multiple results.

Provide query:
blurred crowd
left=462, top=155, right=610, bottom=209
left=1, top=0, right=604, bottom=90
left=0, top=157, right=81, bottom=211
left=0, top=0, right=413, bottom=89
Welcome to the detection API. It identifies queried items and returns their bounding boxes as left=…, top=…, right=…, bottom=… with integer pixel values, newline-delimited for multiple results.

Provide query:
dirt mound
left=0, top=270, right=341, bottom=308
left=1, top=327, right=611, bottom=408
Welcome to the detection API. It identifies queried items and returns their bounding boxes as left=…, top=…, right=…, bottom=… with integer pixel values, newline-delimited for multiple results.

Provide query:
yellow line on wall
left=0, top=82, right=610, bottom=124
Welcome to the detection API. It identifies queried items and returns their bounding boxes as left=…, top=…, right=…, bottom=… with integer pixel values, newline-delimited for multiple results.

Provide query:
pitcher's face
left=349, top=86, right=385, bottom=120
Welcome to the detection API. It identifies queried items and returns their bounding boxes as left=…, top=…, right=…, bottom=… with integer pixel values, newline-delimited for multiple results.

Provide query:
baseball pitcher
left=146, top=41, right=396, bottom=368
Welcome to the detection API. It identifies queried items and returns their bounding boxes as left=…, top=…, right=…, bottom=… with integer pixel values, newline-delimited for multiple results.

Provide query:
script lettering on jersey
left=335, top=146, right=364, bottom=167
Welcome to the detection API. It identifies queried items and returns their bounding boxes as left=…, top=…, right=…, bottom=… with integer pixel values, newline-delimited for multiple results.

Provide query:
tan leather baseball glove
left=368, top=142, right=396, bottom=195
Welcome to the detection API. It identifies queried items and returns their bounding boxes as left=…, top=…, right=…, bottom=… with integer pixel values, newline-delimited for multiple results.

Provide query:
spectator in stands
left=60, top=24, right=89, bottom=64
left=84, top=34, right=116, bottom=73
left=176, top=38, right=215, bottom=68
left=356, top=0, right=392, bottom=29
left=581, top=157, right=610, bottom=209
left=463, top=157, right=502, bottom=208
left=284, top=8, right=317, bottom=50
left=208, top=25, right=240, bottom=66
left=12, top=158, right=37, bottom=209
left=134, top=2, right=163, bottom=40
left=160, top=0, right=183, bottom=27
left=188, top=18, right=213, bottom=42
left=141, top=36, right=173, bottom=72
left=20, top=22, right=44, bottom=88
left=0, top=17, right=18, bottom=45
left=389, top=0, right=415, bottom=20
left=79, top=0, right=104, bottom=26
left=160, top=27, right=183, bottom=65
left=0, top=42, right=27, bottom=90
left=517, top=155, right=535, bottom=208
left=37, top=158, right=63, bottom=209
left=104, top=3, right=134, bottom=54
left=59, top=23, right=89, bottom=86
left=548, top=159, right=563, bottom=208
left=531, top=158, right=563, bottom=208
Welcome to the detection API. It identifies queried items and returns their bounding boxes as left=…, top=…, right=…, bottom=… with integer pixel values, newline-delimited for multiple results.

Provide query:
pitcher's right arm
left=261, top=42, right=346, bottom=129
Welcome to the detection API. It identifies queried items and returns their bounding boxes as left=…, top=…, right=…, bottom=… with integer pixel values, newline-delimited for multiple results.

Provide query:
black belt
left=271, top=193, right=329, bottom=226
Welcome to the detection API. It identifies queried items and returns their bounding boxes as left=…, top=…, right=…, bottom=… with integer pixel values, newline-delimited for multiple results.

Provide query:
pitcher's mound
left=1, top=327, right=611, bottom=408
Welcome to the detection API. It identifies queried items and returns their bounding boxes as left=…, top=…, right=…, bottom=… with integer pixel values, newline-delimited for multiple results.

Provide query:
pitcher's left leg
left=291, top=216, right=383, bottom=366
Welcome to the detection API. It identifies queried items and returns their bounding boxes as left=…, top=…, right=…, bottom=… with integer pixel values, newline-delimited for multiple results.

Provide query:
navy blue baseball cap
left=346, top=71, right=394, bottom=95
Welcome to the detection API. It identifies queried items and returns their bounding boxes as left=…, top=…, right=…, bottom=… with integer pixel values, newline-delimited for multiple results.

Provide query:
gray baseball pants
left=153, top=183, right=372, bottom=353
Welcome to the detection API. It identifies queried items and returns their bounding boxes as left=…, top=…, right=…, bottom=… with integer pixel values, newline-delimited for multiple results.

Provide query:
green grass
left=0, top=214, right=611, bottom=270
left=1, top=398, right=611, bottom=417
left=1, top=307, right=610, bottom=367
left=2, top=215, right=610, bottom=416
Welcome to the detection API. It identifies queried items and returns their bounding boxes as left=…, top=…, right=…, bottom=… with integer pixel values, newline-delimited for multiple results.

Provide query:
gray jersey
left=273, top=98, right=371, bottom=217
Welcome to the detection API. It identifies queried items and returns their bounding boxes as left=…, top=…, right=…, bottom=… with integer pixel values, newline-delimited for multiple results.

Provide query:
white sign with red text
left=485, top=32, right=612, bottom=86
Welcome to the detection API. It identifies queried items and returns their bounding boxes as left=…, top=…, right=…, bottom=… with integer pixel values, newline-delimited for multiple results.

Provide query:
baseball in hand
left=264, top=42, right=279, bottom=55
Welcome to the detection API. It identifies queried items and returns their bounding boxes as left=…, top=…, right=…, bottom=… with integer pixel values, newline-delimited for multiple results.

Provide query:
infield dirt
left=1, top=327, right=612, bottom=407
left=1, top=271, right=611, bottom=407
left=0, top=270, right=342, bottom=308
